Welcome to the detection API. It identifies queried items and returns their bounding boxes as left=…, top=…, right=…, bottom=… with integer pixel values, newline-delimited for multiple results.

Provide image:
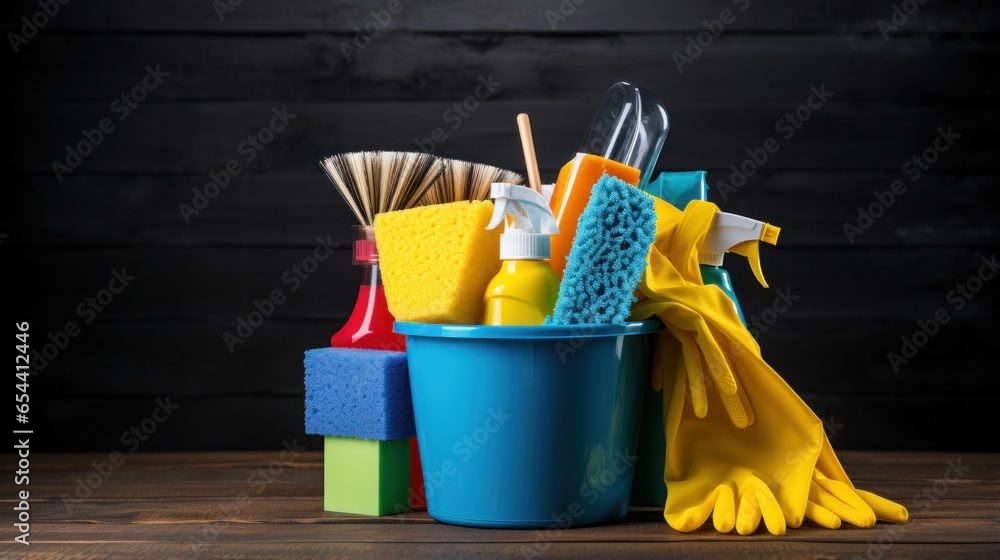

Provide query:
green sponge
left=324, top=436, right=410, bottom=516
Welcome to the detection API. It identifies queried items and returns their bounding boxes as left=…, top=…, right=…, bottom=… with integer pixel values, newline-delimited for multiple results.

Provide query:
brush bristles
left=420, top=158, right=525, bottom=205
left=319, top=151, right=443, bottom=225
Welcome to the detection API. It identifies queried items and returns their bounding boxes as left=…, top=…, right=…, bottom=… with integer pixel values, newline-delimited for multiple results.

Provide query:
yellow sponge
left=374, top=201, right=501, bottom=324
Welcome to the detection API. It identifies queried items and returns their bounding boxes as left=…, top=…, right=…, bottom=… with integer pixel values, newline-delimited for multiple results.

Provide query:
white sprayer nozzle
left=700, top=213, right=765, bottom=266
left=487, top=183, right=559, bottom=261
left=700, top=211, right=780, bottom=287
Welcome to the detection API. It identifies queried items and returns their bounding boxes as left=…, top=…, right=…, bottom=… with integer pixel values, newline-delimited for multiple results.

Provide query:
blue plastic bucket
left=395, top=320, right=658, bottom=529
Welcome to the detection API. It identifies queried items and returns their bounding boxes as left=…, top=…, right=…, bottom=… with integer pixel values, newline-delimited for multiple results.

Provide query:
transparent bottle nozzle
left=577, top=81, right=670, bottom=188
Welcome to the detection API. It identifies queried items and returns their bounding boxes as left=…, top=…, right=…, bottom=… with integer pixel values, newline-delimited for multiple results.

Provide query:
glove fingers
left=676, top=331, right=708, bottom=418
left=712, top=485, right=736, bottom=533
left=856, top=489, right=909, bottom=523
left=810, top=480, right=875, bottom=528
left=679, top=314, right=737, bottom=396
left=695, top=330, right=748, bottom=428
left=700, top=333, right=738, bottom=396
left=805, top=500, right=842, bottom=529
left=752, top=478, right=786, bottom=536
left=735, top=378, right=755, bottom=426
left=705, top=335, right=749, bottom=428
left=815, top=477, right=877, bottom=527
left=665, top=489, right=718, bottom=532
left=736, top=482, right=762, bottom=535
left=686, top=361, right=708, bottom=418
left=718, top=386, right=750, bottom=429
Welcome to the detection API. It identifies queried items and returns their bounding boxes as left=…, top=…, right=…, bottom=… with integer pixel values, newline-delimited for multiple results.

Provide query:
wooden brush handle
left=516, top=113, right=543, bottom=194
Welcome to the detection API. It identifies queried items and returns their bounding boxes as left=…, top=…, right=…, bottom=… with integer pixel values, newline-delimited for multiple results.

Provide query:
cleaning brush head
left=421, top=158, right=525, bottom=205
left=319, top=151, right=444, bottom=226
left=549, top=173, right=657, bottom=325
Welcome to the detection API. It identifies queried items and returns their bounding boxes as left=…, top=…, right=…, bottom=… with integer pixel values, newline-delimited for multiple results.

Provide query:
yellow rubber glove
left=633, top=199, right=908, bottom=534
left=636, top=199, right=757, bottom=428
left=805, top=439, right=909, bottom=527
left=650, top=321, right=821, bottom=534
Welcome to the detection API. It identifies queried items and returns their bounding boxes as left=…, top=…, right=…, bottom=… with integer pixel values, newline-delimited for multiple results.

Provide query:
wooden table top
left=2, top=451, right=997, bottom=558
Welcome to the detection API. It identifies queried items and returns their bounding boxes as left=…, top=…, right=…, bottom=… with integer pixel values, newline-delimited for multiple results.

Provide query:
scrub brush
left=319, top=151, right=444, bottom=225
left=549, top=173, right=656, bottom=325
left=420, top=158, right=524, bottom=205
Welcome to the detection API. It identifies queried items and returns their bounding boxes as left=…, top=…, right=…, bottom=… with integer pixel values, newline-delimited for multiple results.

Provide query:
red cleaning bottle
left=329, top=225, right=403, bottom=351
left=329, top=225, right=426, bottom=509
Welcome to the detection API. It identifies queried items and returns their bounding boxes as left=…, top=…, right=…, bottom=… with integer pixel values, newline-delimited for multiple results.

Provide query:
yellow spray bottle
left=482, top=183, right=561, bottom=326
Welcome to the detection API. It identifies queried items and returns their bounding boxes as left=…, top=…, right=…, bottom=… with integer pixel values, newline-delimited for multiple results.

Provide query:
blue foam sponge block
left=304, top=347, right=415, bottom=440
left=550, top=173, right=657, bottom=325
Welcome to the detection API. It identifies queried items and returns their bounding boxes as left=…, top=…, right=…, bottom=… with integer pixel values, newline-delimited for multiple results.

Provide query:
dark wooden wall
left=4, top=0, right=997, bottom=451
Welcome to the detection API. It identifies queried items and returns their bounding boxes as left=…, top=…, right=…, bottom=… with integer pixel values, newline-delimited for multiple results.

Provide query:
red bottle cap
left=352, top=225, right=379, bottom=265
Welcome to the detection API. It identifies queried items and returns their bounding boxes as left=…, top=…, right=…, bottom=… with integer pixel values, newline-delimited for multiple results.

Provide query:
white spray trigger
left=487, top=184, right=559, bottom=234
left=486, top=196, right=512, bottom=230
left=486, top=183, right=559, bottom=260
left=700, top=212, right=780, bottom=288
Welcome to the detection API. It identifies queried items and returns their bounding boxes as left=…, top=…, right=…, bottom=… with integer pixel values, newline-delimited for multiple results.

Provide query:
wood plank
left=831, top=451, right=1000, bottom=482
left=16, top=320, right=999, bottom=397
left=5, top=247, right=995, bottom=321
left=716, top=173, right=998, bottom=248
left=5, top=451, right=996, bottom=514
left=757, top=322, right=999, bottom=398
left=17, top=396, right=1000, bottom=453
left=3, top=247, right=360, bottom=321
left=19, top=517, right=1000, bottom=544
left=8, top=101, right=995, bottom=174
left=11, top=479, right=996, bottom=511
left=719, top=247, right=998, bottom=321
left=1, top=450, right=994, bottom=559
left=8, top=34, right=998, bottom=103
left=26, top=0, right=998, bottom=33
left=12, top=450, right=993, bottom=479
left=8, top=174, right=357, bottom=247
left=5, top=542, right=997, bottom=560
left=780, top=396, right=1000, bottom=454
left=23, top=321, right=342, bottom=395
left=7, top=173, right=997, bottom=248
left=13, top=450, right=325, bottom=470
left=17, top=396, right=324, bottom=454
left=16, top=496, right=997, bottom=524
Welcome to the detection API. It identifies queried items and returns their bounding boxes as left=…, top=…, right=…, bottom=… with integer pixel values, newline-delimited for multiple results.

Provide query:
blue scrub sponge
left=304, top=347, right=415, bottom=440
left=550, top=173, right=656, bottom=325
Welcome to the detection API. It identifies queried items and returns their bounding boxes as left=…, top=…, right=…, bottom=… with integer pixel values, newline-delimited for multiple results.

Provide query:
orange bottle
left=547, top=82, right=669, bottom=277
left=548, top=154, right=641, bottom=276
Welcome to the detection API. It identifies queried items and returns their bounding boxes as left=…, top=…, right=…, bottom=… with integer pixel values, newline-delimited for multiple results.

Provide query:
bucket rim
left=394, top=319, right=661, bottom=339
